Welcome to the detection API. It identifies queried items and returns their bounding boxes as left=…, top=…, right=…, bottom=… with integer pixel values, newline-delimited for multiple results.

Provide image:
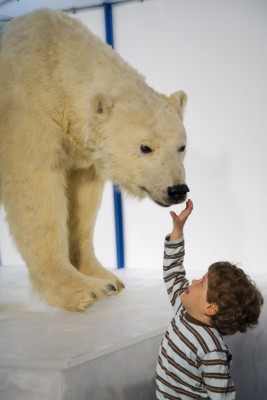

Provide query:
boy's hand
left=169, top=199, right=193, bottom=240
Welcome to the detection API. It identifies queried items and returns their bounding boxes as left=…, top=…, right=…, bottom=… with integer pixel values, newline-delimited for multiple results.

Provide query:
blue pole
left=104, top=2, right=125, bottom=269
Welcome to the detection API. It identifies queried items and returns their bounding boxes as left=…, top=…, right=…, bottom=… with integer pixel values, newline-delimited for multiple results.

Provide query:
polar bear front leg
left=67, top=168, right=125, bottom=292
left=2, top=166, right=118, bottom=310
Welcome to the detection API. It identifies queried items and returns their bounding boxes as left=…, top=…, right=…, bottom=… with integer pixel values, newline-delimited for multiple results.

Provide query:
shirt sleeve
left=163, top=235, right=189, bottom=314
left=199, top=350, right=236, bottom=400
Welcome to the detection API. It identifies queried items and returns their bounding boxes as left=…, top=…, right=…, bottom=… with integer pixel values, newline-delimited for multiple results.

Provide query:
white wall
left=0, top=0, right=267, bottom=279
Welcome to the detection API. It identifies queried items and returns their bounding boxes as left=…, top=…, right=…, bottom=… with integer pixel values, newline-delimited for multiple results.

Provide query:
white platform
left=0, top=265, right=266, bottom=400
left=0, top=265, right=173, bottom=400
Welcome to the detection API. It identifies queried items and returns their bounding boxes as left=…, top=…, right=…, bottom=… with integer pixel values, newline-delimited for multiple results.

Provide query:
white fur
left=0, top=9, right=188, bottom=310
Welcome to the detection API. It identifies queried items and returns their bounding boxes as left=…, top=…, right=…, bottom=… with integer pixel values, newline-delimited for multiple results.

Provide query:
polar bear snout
left=167, top=184, right=190, bottom=203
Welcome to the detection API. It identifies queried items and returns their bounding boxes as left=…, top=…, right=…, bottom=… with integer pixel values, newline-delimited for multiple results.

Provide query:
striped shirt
left=156, top=236, right=236, bottom=400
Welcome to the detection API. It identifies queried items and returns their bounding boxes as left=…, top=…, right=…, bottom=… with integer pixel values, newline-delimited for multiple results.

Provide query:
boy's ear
left=205, top=303, right=219, bottom=316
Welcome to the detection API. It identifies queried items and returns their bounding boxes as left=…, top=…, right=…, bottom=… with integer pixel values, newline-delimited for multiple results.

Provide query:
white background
left=0, top=0, right=266, bottom=279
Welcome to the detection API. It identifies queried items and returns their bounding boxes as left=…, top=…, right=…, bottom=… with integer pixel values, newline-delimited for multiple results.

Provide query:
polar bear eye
left=140, top=145, right=152, bottom=154
left=178, top=145, right=186, bottom=152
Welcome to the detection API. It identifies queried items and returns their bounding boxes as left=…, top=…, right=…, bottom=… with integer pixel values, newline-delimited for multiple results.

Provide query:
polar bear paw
left=78, top=264, right=125, bottom=294
left=35, top=270, right=123, bottom=311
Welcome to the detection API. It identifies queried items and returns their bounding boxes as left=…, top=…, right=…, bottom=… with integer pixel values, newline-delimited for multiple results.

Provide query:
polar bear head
left=92, top=89, right=189, bottom=207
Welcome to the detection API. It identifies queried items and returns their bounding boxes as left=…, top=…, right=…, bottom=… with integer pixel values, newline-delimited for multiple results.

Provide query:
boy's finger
left=170, top=211, right=177, bottom=219
left=187, top=199, right=193, bottom=209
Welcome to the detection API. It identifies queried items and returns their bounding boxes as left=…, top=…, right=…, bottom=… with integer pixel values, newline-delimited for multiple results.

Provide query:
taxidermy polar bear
left=0, top=9, right=189, bottom=310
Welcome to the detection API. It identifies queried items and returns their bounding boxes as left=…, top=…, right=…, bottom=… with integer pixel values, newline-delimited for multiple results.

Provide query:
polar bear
left=0, top=9, right=189, bottom=310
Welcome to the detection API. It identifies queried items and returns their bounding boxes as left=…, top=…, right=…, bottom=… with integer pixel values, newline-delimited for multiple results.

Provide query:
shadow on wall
left=225, top=292, right=267, bottom=400
left=123, top=379, right=156, bottom=400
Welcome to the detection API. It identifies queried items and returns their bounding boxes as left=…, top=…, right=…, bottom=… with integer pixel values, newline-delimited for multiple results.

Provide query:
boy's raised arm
left=163, top=199, right=193, bottom=313
left=169, top=199, right=193, bottom=241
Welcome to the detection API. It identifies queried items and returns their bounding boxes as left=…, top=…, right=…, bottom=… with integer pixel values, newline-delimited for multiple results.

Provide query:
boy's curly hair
left=207, top=261, right=264, bottom=336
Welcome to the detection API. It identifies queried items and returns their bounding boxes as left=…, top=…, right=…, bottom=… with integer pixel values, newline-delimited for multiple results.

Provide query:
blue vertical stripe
left=104, top=2, right=125, bottom=269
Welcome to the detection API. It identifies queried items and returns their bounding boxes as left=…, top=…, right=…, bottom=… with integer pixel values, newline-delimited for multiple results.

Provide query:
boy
left=156, top=199, right=263, bottom=400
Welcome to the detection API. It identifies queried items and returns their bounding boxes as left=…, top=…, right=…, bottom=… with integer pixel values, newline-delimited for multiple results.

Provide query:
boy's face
left=180, top=272, right=216, bottom=323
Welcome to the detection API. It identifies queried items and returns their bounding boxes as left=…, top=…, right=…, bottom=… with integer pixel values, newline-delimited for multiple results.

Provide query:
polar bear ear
left=168, top=91, right=187, bottom=120
left=92, top=94, right=114, bottom=114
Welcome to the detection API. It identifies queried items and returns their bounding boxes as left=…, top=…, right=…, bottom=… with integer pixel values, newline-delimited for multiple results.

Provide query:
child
left=156, top=199, right=263, bottom=400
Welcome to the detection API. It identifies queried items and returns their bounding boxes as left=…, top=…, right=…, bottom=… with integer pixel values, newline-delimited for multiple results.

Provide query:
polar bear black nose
left=167, top=184, right=190, bottom=199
